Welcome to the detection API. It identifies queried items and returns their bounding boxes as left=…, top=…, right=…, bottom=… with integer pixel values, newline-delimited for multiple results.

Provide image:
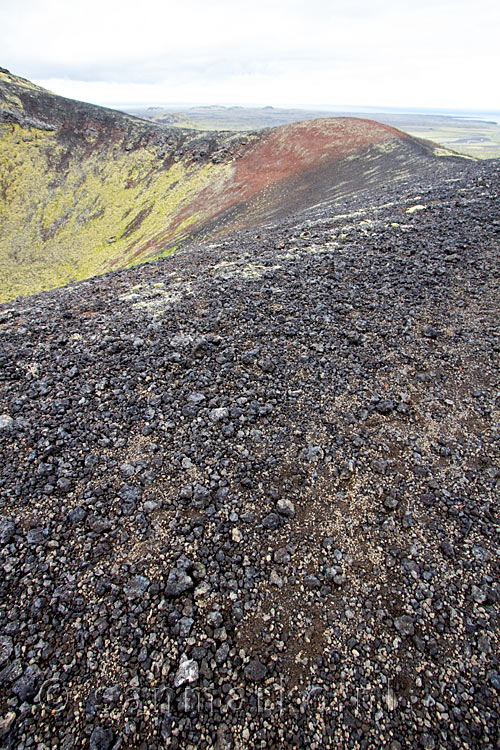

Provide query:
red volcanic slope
left=234, top=118, right=402, bottom=189
left=156, top=118, right=405, bottom=253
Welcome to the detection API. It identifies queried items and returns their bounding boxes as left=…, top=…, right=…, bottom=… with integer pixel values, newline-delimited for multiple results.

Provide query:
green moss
left=0, top=120, right=234, bottom=302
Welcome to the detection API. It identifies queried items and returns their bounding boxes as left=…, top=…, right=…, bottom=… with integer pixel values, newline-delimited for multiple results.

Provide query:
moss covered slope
left=0, top=70, right=254, bottom=300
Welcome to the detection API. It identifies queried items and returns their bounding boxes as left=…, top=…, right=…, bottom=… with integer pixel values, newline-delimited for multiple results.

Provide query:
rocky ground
left=0, top=158, right=499, bottom=748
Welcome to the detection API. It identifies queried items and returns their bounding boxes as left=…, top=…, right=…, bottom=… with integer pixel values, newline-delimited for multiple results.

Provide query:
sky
left=1, top=0, right=499, bottom=111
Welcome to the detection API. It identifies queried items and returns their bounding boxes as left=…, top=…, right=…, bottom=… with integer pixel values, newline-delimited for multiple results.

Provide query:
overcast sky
left=1, top=0, right=499, bottom=110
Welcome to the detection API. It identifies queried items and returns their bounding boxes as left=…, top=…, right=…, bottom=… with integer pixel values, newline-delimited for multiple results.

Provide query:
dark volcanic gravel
left=0, top=159, right=499, bottom=748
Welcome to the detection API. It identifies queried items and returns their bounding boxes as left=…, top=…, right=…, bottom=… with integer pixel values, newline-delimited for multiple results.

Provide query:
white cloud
left=1, top=0, right=499, bottom=109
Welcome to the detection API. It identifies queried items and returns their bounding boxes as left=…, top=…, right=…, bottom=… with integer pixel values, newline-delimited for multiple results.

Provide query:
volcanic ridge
left=0, top=68, right=499, bottom=749
left=1, top=68, right=461, bottom=303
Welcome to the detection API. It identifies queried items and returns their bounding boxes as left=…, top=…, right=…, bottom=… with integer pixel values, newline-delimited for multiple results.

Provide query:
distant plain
left=123, top=104, right=500, bottom=159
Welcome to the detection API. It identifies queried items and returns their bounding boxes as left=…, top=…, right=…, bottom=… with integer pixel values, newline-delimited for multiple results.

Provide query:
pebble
left=270, top=570, right=284, bottom=587
left=231, top=527, right=243, bottom=543
left=301, top=444, right=324, bottom=462
left=274, top=548, right=291, bottom=564
left=174, top=658, right=199, bottom=687
left=471, top=585, right=487, bottom=604
left=0, top=712, right=16, bottom=739
left=209, top=407, right=229, bottom=423
left=0, top=637, right=13, bottom=667
left=12, top=664, right=42, bottom=701
left=165, top=569, right=194, bottom=596
left=276, top=498, right=295, bottom=518
left=394, top=615, right=415, bottom=636
left=179, top=617, right=194, bottom=636
left=0, top=519, right=15, bottom=544
left=244, top=658, right=267, bottom=682
left=0, top=415, right=13, bottom=430
left=262, top=513, right=280, bottom=530
left=123, top=575, right=150, bottom=598
left=89, top=727, right=114, bottom=750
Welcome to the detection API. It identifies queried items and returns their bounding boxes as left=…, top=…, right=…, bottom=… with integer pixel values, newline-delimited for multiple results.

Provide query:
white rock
left=231, top=527, right=242, bottom=543
left=194, top=581, right=211, bottom=598
left=0, top=415, right=13, bottom=430
left=209, top=407, right=229, bottom=423
left=276, top=498, right=295, bottom=518
left=174, top=658, right=199, bottom=688
left=386, top=687, right=398, bottom=711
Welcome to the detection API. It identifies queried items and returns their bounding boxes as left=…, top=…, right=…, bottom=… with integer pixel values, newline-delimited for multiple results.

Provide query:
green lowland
left=0, top=68, right=465, bottom=303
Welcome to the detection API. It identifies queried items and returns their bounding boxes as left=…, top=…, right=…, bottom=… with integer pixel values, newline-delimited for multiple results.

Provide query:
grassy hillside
left=0, top=70, right=256, bottom=300
left=0, top=119, right=233, bottom=299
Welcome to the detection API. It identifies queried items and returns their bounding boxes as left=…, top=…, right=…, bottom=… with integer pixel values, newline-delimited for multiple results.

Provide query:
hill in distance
left=0, top=68, right=464, bottom=303
left=128, top=102, right=500, bottom=160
